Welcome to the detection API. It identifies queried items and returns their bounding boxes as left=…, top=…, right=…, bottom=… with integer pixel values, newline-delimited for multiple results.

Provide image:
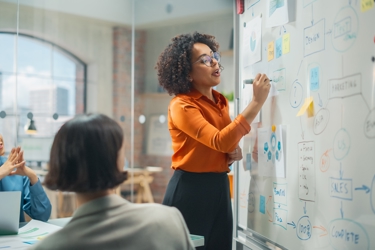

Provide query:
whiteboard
left=234, top=0, right=375, bottom=249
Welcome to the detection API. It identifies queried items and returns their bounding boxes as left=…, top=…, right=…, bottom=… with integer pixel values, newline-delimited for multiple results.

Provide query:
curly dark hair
left=156, top=32, right=223, bottom=95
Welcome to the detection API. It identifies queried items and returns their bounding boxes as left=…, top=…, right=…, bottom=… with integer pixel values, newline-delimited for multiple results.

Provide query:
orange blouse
left=168, top=88, right=251, bottom=173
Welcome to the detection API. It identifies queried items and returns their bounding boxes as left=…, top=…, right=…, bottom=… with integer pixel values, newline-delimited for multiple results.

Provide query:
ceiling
left=2, top=0, right=233, bottom=28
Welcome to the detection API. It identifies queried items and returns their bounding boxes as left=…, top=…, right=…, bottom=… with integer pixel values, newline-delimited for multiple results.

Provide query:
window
left=0, top=32, right=86, bottom=160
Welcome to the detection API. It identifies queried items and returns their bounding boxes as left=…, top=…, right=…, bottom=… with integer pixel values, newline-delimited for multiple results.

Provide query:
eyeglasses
left=192, top=52, right=221, bottom=67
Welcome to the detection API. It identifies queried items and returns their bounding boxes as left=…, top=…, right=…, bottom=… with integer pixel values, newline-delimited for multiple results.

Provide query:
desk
left=34, top=218, right=204, bottom=247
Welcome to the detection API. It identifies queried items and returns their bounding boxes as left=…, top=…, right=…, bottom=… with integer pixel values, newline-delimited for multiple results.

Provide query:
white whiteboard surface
left=235, top=0, right=375, bottom=249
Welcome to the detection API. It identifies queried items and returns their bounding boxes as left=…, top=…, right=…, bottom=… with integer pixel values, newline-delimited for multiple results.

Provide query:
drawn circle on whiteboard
left=289, top=81, right=303, bottom=108
left=332, top=6, right=358, bottom=52
left=296, top=216, right=312, bottom=240
left=333, top=128, right=351, bottom=160
left=313, top=108, right=330, bottom=135
left=364, top=109, right=375, bottom=138
left=371, top=175, right=375, bottom=214
left=270, top=133, right=277, bottom=152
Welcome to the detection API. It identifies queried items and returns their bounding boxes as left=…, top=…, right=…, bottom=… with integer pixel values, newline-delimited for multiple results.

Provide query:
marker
left=243, top=79, right=273, bottom=84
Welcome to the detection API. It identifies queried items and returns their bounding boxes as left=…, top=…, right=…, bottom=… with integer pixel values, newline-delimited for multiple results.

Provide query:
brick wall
left=112, top=27, right=172, bottom=204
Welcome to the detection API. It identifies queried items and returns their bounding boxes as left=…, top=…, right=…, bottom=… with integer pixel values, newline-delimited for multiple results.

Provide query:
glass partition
left=0, top=0, right=234, bottom=219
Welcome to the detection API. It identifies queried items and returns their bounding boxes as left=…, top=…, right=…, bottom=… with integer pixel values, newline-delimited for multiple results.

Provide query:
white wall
left=1, top=0, right=133, bottom=25
left=143, top=13, right=234, bottom=93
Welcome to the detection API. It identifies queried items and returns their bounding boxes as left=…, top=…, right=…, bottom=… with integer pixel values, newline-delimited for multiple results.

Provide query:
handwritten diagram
left=238, top=0, right=375, bottom=249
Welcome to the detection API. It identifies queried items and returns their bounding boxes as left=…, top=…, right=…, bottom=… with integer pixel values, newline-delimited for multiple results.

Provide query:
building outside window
left=0, top=32, right=86, bottom=162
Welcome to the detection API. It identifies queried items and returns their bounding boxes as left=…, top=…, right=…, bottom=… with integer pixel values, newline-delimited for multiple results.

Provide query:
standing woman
left=156, top=32, right=271, bottom=250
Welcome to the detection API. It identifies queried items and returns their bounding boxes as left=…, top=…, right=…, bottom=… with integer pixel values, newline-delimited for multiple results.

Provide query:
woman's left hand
left=9, top=149, right=38, bottom=185
left=228, top=146, right=243, bottom=165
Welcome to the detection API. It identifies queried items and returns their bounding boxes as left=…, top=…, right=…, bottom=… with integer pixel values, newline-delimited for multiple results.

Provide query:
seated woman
left=31, top=114, right=194, bottom=250
left=0, top=135, right=52, bottom=222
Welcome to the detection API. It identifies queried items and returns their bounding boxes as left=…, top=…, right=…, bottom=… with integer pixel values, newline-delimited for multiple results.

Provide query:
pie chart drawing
left=250, top=31, right=257, bottom=52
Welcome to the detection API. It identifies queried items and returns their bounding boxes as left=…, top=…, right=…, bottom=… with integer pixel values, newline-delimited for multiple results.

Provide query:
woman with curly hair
left=156, top=32, right=270, bottom=250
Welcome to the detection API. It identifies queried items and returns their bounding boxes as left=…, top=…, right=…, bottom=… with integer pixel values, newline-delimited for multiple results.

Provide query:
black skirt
left=163, top=169, right=233, bottom=250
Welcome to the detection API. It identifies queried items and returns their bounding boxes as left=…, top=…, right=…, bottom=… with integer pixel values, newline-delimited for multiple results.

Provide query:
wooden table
left=119, top=166, right=162, bottom=203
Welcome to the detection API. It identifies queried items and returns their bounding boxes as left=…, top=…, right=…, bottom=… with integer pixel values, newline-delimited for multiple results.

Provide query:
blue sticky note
left=260, top=195, right=266, bottom=214
left=276, top=38, right=282, bottom=58
left=310, top=67, right=319, bottom=91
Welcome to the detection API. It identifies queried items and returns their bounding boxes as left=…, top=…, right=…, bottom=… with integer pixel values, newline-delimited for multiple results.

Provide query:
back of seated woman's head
left=44, top=113, right=127, bottom=192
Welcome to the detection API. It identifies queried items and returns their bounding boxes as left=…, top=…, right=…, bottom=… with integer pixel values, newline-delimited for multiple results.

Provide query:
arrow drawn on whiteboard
left=303, top=202, right=307, bottom=214
left=340, top=201, right=344, bottom=218
left=339, top=162, right=344, bottom=179
left=325, top=28, right=332, bottom=35
left=279, top=25, right=286, bottom=35
left=355, top=185, right=371, bottom=193
left=313, top=225, right=328, bottom=237
left=287, top=221, right=296, bottom=229
left=318, top=93, right=323, bottom=107
left=311, top=4, right=314, bottom=25
left=299, top=117, right=305, bottom=140
left=297, top=60, right=303, bottom=76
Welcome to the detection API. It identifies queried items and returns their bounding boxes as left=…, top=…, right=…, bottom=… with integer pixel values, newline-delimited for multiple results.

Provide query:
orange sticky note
left=282, top=33, right=290, bottom=54
left=361, top=0, right=374, bottom=12
left=297, top=97, right=314, bottom=117
left=268, top=41, right=274, bottom=61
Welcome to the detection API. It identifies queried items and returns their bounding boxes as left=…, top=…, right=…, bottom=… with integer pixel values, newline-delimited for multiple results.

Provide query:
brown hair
left=44, top=114, right=127, bottom=192
left=156, top=32, right=222, bottom=95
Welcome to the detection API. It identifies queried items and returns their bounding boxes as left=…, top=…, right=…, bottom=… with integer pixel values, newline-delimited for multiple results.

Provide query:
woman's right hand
left=252, top=73, right=271, bottom=106
left=0, top=147, right=25, bottom=180
left=241, top=74, right=271, bottom=124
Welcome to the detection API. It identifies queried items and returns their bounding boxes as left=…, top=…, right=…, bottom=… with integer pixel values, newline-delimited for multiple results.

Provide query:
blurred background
left=0, top=0, right=235, bottom=218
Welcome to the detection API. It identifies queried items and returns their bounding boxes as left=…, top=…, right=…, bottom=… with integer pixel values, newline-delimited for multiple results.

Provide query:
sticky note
left=361, top=0, right=374, bottom=12
left=268, top=41, right=274, bottom=61
left=259, top=195, right=266, bottom=214
left=310, top=67, right=320, bottom=91
left=297, top=97, right=314, bottom=117
left=276, top=38, right=282, bottom=58
left=282, top=33, right=290, bottom=54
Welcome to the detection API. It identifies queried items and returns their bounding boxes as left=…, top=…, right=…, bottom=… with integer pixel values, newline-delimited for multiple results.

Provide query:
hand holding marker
left=243, top=78, right=273, bottom=84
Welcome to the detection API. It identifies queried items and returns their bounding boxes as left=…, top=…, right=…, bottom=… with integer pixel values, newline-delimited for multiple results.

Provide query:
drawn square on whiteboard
left=276, top=38, right=282, bottom=58
left=259, top=195, right=266, bottom=214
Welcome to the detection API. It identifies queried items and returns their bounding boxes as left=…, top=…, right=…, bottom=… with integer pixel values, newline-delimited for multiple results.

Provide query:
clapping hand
left=0, top=147, right=25, bottom=180
left=8, top=148, right=38, bottom=185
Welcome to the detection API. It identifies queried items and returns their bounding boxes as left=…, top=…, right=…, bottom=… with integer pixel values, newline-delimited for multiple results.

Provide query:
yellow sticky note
left=297, top=97, right=314, bottom=117
left=361, top=0, right=374, bottom=12
left=282, top=33, right=290, bottom=54
left=268, top=41, right=274, bottom=61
